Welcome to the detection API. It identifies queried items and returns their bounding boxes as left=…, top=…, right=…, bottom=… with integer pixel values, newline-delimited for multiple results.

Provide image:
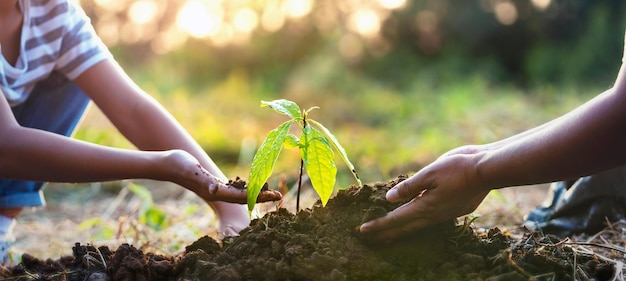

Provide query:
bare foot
left=208, top=202, right=251, bottom=237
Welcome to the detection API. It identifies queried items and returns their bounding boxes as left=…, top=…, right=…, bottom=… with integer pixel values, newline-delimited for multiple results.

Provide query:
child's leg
left=0, top=71, right=90, bottom=216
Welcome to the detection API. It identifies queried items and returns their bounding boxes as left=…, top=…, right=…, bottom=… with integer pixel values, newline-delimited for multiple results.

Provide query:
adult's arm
left=480, top=69, right=626, bottom=186
left=441, top=88, right=613, bottom=157
left=360, top=64, right=626, bottom=240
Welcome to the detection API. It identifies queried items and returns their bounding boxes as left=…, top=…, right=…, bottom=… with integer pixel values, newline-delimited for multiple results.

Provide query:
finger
left=361, top=188, right=446, bottom=233
left=386, top=176, right=426, bottom=202
left=360, top=199, right=424, bottom=233
left=208, top=186, right=248, bottom=203
left=369, top=216, right=438, bottom=241
left=206, top=185, right=283, bottom=204
left=256, top=190, right=283, bottom=202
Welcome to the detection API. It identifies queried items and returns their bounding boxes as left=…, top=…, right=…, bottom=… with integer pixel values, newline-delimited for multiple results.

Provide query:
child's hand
left=161, top=150, right=282, bottom=204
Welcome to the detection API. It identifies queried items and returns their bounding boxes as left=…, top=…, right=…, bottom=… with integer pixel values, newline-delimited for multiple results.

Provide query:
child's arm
left=72, top=58, right=277, bottom=233
left=0, top=89, right=280, bottom=204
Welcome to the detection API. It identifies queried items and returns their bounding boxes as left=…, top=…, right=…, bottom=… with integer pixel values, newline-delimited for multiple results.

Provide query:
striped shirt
left=1, top=0, right=112, bottom=106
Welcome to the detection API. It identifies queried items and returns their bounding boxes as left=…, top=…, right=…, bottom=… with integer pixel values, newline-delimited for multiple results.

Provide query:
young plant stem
left=297, top=158, right=304, bottom=212
left=296, top=113, right=308, bottom=212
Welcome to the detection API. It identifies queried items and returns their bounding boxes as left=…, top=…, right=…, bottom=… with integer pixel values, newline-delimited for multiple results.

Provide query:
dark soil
left=227, top=177, right=248, bottom=190
left=0, top=176, right=619, bottom=281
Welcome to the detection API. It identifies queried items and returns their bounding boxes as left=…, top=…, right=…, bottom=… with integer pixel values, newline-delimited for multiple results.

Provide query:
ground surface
left=1, top=176, right=624, bottom=280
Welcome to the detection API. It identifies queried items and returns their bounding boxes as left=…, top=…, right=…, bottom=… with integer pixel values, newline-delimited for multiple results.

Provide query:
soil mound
left=1, top=176, right=618, bottom=280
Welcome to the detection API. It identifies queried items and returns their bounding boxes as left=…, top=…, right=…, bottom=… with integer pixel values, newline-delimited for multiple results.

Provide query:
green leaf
left=247, top=121, right=292, bottom=211
left=301, top=126, right=336, bottom=206
left=284, top=134, right=300, bottom=149
left=308, top=119, right=362, bottom=186
left=261, top=99, right=302, bottom=120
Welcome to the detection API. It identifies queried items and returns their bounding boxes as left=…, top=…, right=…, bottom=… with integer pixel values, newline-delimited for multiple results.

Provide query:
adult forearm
left=485, top=88, right=613, bottom=150
left=477, top=87, right=626, bottom=189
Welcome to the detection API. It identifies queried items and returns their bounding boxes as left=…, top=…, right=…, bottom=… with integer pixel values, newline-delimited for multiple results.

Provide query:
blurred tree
left=79, top=0, right=626, bottom=88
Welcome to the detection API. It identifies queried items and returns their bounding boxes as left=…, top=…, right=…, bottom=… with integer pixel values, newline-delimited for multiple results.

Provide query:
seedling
left=247, top=99, right=362, bottom=212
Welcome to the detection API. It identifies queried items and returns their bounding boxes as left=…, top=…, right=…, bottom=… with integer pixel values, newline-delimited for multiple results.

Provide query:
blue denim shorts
left=1, top=72, right=90, bottom=208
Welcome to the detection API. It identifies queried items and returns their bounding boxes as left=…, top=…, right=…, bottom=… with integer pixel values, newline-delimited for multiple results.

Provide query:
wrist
left=473, top=151, right=500, bottom=191
left=152, top=150, right=189, bottom=184
left=156, top=149, right=215, bottom=197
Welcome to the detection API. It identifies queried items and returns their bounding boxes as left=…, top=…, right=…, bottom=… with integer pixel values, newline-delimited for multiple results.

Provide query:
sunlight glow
left=95, top=16, right=120, bottom=46
left=93, top=0, right=125, bottom=13
left=261, top=6, right=285, bottom=32
left=530, top=0, right=551, bottom=11
left=378, top=0, right=407, bottom=10
left=234, top=8, right=259, bottom=33
left=210, top=23, right=235, bottom=47
left=120, top=22, right=143, bottom=44
left=494, top=1, right=518, bottom=25
left=176, top=1, right=223, bottom=38
left=313, top=2, right=338, bottom=31
left=349, top=9, right=381, bottom=38
left=284, top=0, right=313, bottom=18
left=151, top=28, right=187, bottom=54
left=338, top=33, right=363, bottom=62
left=128, top=0, right=159, bottom=25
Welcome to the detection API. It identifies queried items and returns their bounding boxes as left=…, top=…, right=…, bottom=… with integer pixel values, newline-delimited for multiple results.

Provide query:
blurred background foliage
left=74, top=0, right=625, bottom=188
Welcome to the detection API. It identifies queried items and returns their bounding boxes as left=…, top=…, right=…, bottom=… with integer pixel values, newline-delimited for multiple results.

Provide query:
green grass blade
left=247, top=121, right=292, bottom=212
left=308, top=119, right=362, bottom=186
left=261, top=99, right=302, bottom=120
left=301, top=126, right=336, bottom=206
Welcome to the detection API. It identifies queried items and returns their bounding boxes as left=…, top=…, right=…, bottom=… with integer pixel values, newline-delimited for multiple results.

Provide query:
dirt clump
left=0, top=176, right=619, bottom=280
left=226, top=176, right=269, bottom=191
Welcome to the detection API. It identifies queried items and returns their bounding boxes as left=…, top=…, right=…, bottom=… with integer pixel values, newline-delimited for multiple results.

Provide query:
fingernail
left=359, top=223, right=371, bottom=233
left=386, top=188, right=399, bottom=201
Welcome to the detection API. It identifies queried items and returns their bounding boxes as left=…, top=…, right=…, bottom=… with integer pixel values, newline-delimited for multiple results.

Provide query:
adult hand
left=439, top=144, right=490, bottom=158
left=359, top=153, right=491, bottom=241
left=162, top=150, right=282, bottom=204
